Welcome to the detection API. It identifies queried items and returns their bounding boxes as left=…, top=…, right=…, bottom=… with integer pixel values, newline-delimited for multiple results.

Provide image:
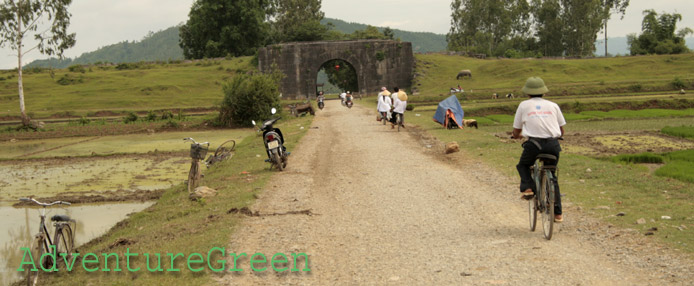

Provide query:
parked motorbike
left=252, top=108, right=288, bottom=171
left=318, top=97, right=324, bottom=110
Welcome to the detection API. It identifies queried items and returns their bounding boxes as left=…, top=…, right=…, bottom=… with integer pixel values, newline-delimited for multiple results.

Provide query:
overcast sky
left=1, top=0, right=693, bottom=69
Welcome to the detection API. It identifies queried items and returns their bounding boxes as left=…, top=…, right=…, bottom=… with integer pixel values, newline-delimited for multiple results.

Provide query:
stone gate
left=257, top=40, right=414, bottom=99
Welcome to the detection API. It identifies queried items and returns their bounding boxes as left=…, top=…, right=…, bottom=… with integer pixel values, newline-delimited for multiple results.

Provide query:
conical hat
left=382, top=90, right=391, bottom=96
left=397, top=90, right=408, bottom=101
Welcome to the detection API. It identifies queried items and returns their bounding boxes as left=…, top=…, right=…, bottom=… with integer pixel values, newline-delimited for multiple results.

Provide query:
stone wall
left=258, top=40, right=414, bottom=99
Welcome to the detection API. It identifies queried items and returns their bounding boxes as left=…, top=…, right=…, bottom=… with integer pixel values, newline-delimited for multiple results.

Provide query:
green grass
left=655, top=161, right=694, bottom=183
left=0, top=58, right=255, bottom=119
left=414, top=53, right=694, bottom=97
left=662, top=125, right=694, bottom=139
left=40, top=115, right=314, bottom=285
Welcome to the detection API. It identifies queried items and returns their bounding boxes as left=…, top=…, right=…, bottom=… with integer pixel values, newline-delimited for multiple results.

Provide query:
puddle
left=0, top=201, right=152, bottom=285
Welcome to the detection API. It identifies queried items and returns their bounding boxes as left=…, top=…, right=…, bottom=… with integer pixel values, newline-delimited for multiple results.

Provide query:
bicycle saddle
left=536, top=154, right=557, bottom=161
left=51, top=214, right=72, bottom=222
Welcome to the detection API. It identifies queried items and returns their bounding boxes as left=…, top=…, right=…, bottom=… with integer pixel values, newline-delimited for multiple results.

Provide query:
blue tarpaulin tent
left=432, top=95, right=464, bottom=129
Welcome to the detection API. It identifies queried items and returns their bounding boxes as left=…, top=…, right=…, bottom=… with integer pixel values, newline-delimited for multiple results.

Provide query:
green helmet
left=522, top=77, right=549, bottom=95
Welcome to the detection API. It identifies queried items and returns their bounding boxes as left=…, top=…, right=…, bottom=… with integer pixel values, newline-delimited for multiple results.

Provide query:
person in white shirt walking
left=377, top=87, right=392, bottom=122
left=389, top=87, right=407, bottom=129
left=511, top=77, right=566, bottom=222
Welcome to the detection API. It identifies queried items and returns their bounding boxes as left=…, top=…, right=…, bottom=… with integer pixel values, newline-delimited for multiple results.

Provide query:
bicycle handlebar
left=19, top=197, right=71, bottom=206
left=184, top=138, right=209, bottom=146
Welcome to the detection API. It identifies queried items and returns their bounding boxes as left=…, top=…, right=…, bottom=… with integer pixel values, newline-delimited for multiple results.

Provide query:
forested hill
left=26, top=26, right=184, bottom=69
left=321, top=18, right=448, bottom=53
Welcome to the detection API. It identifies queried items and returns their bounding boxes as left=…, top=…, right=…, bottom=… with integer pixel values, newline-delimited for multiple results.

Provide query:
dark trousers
left=516, top=138, right=562, bottom=215
left=390, top=112, right=402, bottom=124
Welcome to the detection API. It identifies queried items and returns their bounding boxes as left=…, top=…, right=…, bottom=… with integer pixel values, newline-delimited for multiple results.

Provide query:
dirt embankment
left=12, top=189, right=165, bottom=207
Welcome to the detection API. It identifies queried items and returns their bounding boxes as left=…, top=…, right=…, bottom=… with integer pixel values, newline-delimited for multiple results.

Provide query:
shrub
left=628, top=83, right=642, bottom=92
left=56, top=74, right=83, bottom=85
left=123, top=112, right=139, bottom=124
left=145, top=110, right=158, bottom=121
left=162, top=120, right=180, bottom=129
left=68, top=65, right=86, bottom=73
left=218, top=72, right=282, bottom=126
left=671, top=77, right=686, bottom=89
left=161, top=110, right=174, bottom=120
left=78, top=116, right=90, bottom=125
left=406, top=104, right=415, bottom=111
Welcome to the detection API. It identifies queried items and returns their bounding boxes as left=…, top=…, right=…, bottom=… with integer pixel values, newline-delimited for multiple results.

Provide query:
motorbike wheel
left=273, top=152, right=283, bottom=171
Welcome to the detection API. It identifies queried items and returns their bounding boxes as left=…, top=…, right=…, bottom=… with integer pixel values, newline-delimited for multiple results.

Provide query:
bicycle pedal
left=264, top=159, right=271, bottom=163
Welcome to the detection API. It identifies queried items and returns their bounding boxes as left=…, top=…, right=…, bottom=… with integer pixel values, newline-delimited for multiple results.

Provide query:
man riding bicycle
left=511, top=77, right=566, bottom=222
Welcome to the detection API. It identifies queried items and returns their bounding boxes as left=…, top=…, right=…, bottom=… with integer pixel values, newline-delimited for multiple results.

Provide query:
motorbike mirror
left=271, top=108, right=277, bottom=115
left=251, top=120, right=256, bottom=126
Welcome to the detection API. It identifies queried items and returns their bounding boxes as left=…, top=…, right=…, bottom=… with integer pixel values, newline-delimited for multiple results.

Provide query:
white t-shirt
left=377, top=93, right=392, bottom=112
left=392, top=97, right=407, bottom=113
left=513, top=97, right=566, bottom=138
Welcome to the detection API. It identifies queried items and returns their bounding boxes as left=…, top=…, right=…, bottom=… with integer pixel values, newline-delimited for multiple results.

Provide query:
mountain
left=26, top=26, right=184, bottom=69
left=321, top=18, right=447, bottom=53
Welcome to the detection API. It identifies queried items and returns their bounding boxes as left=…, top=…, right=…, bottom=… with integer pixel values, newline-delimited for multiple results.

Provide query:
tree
left=179, top=0, right=272, bottom=59
left=0, top=0, right=76, bottom=127
left=628, top=10, right=692, bottom=55
left=531, top=0, right=564, bottom=56
left=560, top=0, right=604, bottom=57
left=600, top=0, right=629, bottom=56
left=271, top=0, right=326, bottom=42
left=447, top=0, right=530, bottom=56
left=218, top=71, right=282, bottom=127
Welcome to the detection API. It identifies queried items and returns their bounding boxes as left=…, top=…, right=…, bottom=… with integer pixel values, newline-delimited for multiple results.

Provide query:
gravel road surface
left=218, top=100, right=693, bottom=285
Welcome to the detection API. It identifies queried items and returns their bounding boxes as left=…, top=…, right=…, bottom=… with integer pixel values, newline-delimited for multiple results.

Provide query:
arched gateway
left=257, top=40, right=414, bottom=99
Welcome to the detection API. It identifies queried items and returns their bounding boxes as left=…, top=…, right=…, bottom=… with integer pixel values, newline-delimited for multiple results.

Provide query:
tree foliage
left=271, top=0, right=327, bottom=42
left=321, top=60, right=358, bottom=92
left=179, top=0, right=272, bottom=59
left=448, top=0, right=630, bottom=57
left=218, top=71, right=283, bottom=127
left=0, top=0, right=76, bottom=125
left=628, top=10, right=692, bottom=55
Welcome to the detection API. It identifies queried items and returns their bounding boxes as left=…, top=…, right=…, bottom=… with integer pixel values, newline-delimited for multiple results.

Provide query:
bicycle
left=19, top=197, right=75, bottom=286
left=204, top=139, right=236, bottom=167
left=396, top=113, right=404, bottom=132
left=528, top=153, right=558, bottom=240
left=184, top=137, right=209, bottom=193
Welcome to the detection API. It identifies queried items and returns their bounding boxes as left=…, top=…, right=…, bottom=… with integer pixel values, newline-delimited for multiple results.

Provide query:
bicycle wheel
left=25, top=236, right=44, bottom=286
left=541, top=170, right=555, bottom=240
left=188, top=160, right=200, bottom=192
left=54, top=225, right=74, bottom=267
left=397, top=114, right=402, bottom=132
left=214, top=140, right=236, bottom=159
left=528, top=196, right=538, bottom=232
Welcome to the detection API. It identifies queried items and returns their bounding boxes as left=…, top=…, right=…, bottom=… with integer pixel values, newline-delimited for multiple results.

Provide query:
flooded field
left=0, top=129, right=251, bottom=285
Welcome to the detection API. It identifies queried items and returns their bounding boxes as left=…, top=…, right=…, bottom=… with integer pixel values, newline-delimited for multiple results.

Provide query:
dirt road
left=218, top=100, right=693, bottom=285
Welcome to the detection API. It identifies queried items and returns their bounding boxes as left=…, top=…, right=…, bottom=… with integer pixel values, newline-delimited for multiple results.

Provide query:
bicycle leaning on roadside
left=527, top=150, right=560, bottom=240
left=19, top=197, right=75, bottom=286
left=184, top=137, right=236, bottom=192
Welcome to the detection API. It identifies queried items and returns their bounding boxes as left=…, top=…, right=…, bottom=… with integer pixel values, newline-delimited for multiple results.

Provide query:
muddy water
left=0, top=201, right=152, bottom=285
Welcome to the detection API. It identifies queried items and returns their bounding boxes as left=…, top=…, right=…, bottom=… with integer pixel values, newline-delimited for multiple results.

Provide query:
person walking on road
left=390, top=87, right=408, bottom=129
left=377, top=87, right=392, bottom=121
left=511, top=77, right=566, bottom=222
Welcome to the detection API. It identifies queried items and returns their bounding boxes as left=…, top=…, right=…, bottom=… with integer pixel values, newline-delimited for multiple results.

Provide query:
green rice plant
left=486, top=114, right=514, bottom=124
left=612, top=152, right=664, bottom=164
left=666, top=149, right=694, bottom=162
left=655, top=160, right=694, bottom=183
left=661, top=125, right=694, bottom=139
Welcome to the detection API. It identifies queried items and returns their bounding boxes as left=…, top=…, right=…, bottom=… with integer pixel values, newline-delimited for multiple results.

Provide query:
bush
left=628, top=83, right=643, bottom=92
left=161, top=110, right=174, bottom=120
left=78, top=116, right=90, bottom=125
left=406, top=104, right=415, bottom=111
left=671, top=77, right=686, bottom=89
left=123, top=112, right=139, bottom=124
left=56, top=74, right=83, bottom=85
left=68, top=65, right=86, bottom=73
left=145, top=110, right=158, bottom=121
left=218, top=72, right=282, bottom=126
